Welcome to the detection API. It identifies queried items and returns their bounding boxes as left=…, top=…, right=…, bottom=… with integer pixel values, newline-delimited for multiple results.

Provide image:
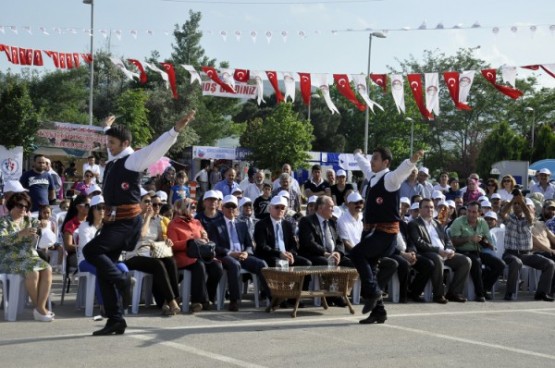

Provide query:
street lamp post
left=525, top=107, right=535, bottom=149
left=83, top=0, right=94, bottom=125
left=363, top=31, right=386, bottom=154
left=406, top=117, right=415, bottom=156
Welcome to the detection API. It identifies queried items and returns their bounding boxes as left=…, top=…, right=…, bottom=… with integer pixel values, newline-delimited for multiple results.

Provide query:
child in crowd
left=170, top=170, right=190, bottom=204
left=253, top=183, right=272, bottom=220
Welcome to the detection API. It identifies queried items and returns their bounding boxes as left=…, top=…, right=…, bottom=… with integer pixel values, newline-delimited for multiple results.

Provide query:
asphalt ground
left=1, top=275, right=555, bottom=368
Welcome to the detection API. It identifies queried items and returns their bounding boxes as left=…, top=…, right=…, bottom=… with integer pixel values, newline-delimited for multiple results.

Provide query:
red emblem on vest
left=121, top=182, right=130, bottom=190
left=375, top=197, right=383, bottom=205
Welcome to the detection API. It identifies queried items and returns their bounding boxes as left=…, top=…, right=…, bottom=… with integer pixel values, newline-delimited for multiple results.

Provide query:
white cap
left=437, top=200, right=447, bottom=207
left=400, top=197, right=411, bottom=206
left=525, top=198, right=534, bottom=207
left=140, top=188, right=155, bottom=197
left=410, top=203, right=420, bottom=210
left=86, top=184, right=102, bottom=196
left=432, top=190, right=444, bottom=199
left=480, top=200, right=492, bottom=208
left=232, top=187, right=243, bottom=194
left=203, top=190, right=219, bottom=200
left=278, top=190, right=290, bottom=199
left=223, top=194, right=238, bottom=207
left=332, top=206, right=343, bottom=219
left=484, top=211, right=498, bottom=220
left=3, top=180, right=27, bottom=193
left=90, top=194, right=105, bottom=207
left=446, top=200, right=456, bottom=208
left=239, top=197, right=252, bottom=207
left=478, top=195, right=488, bottom=202
left=155, top=190, right=168, bottom=202
left=270, top=195, right=288, bottom=207
left=418, top=167, right=429, bottom=176
left=308, top=195, right=318, bottom=204
left=491, top=193, right=501, bottom=200
left=336, top=169, right=347, bottom=177
left=214, top=190, right=224, bottom=200
left=347, top=192, right=363, bottom=203
left=539, top=168, right=552, bottom=175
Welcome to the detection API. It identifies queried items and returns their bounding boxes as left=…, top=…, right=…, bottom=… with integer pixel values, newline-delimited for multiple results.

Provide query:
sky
left=2, top=0, right=555, bottom=87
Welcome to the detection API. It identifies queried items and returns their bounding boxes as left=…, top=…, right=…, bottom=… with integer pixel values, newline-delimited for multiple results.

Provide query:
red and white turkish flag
left=407, top=74, right=433, bottom=120
left=59, top=54, right=66, bottom=69
left=128, top=59, right=147, bottom=84
left=0, top=44, right=11, bottom=63
left=18, top=48, right=28, bottom=65
left=202, top=66, right=235, bottom=94
left=233, top=69, right=250, bottom=82
left=425, top=73, right=440, bottom=116
left=333, top=74, right=366, bottom=111
left=45, top=51, right=59, bottom=68
left=32, top=49, right=43, bottom=66
left=481, top=69, right=523, bottom=100
left=265, top=71, right=284, bottom=103
left=390, top=74, right=405, bottom=114
left=524, top=64, right=555, bottom=80
left=110, top=58, right=139, bottom=82
left=81, top=53, right=93, bottom=64
left=370, top=74, right=387, bottom=92
left=65, top=53, right=74, bottom=69
left=160, top=63, right=178, bottom=99
left=10, top=47, right=20, bottom=65
left=145, top=62, right=169, bottom=89
left=298, top=72, right=312, bottom=106
left=443, top=71, right=471, bottom=110
left=72, top=53, right=81, bottom=68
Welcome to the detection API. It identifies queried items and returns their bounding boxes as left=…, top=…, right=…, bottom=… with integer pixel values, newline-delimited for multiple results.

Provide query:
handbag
left=150, top=240, right=174, bottom=258
left=186, top=239, right=216, bottom=263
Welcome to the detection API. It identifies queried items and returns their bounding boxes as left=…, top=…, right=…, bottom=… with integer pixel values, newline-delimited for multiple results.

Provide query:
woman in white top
left=124, top=191, right=181, bottom=315
left=77, top=195, right=129, bottom=312
left=497, top=175, right=516, bottom=202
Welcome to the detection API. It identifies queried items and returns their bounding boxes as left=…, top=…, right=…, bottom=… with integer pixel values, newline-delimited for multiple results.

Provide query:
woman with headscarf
left=167, top=198, right=223, bottom=313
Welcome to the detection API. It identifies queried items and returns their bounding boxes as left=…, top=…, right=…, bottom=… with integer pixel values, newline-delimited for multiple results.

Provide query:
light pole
left=406, top=117, right=415, bottom=156
left=83, top=0, right=94, bottom=125
left=363, top=31, right=386, bottom=154
left=525, top=107, right=535, bottom=149
left=307, top=93, right=320, bottom=121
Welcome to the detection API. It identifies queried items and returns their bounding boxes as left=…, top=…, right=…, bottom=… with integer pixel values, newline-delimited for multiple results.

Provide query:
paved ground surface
left=2, top=275, right=555, bottom=368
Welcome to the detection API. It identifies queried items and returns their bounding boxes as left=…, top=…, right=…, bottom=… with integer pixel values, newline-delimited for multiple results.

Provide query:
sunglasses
left=15, top=203, right=29, bottom=210
left=152, top=203, right=161, bottom=208
left=273, top=205, right=286, bottom=210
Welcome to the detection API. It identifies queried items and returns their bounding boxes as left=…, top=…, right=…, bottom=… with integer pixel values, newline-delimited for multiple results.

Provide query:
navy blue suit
left=207, top=217, right=268, bottom=303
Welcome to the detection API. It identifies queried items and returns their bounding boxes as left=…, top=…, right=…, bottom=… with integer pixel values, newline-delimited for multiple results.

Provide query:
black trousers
left=182, top=261, right=223, bottom=304
left=83, top=216, right=142, bottom=322
left=125, top=256, right=180, bottom=305
left=389, top=254, right=434, bottom=300
left=459, top=251, right=506, bottom=297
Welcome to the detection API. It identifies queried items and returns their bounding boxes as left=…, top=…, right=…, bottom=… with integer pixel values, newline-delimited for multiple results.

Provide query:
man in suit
left=408, top=198, right=471, bottom=303
left=206, top=195, right=269, bottom=311
left=254, top=195, right=311, bottom=268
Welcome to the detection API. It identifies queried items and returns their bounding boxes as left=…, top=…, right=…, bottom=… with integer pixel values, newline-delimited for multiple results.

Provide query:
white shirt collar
left=108, top=146, right=134, bottom=162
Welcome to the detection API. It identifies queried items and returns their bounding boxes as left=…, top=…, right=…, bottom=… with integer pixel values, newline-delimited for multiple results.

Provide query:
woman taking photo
left=167, top=198, right=223, bottom=313
left=124, top=189, right=181, bottom=315
left=0, top=192, right=54, bottom=321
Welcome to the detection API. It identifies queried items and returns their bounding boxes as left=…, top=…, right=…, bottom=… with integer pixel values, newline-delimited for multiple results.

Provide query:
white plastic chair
left=423, top=265, right=453, bottom=302
left=75, top=272, right=97, bottom=317
left=216, top=269, right=261, bottom=310
left=130, top=270, right=153, bottom=314
left=0, top=273, right=26, bottom=321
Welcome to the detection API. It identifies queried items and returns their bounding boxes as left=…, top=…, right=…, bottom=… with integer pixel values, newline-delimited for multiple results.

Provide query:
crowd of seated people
left=2, top=159, right=555, bottom=322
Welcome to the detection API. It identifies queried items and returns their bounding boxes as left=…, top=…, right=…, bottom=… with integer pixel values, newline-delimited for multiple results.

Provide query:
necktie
left=323, top=220, right=334, bottom=252
left=276, top=222, right=286, bottom=252
left=229, top=221, right=241, bottom=252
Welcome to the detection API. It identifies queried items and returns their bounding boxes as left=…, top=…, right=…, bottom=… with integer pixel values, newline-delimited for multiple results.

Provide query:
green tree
left=240, top=103, right=314, bottom=171
left=476, top=121, right=527, bottom=177
left=114, top=89, right=152, bottom=147
left=0, top=80, right=41, bottom=154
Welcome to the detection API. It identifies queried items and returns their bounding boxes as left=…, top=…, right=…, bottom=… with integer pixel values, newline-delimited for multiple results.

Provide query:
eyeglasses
left=77, top=203, right=90, bottom=208
left=15, top=203, right=29, bottom=210
left=273, top=205, right=286, bottom=210
left=94, top=205, right=106, bottom=211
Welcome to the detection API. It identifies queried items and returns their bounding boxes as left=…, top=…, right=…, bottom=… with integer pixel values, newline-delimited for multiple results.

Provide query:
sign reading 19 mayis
left=0, top=146, right=23, bottom=180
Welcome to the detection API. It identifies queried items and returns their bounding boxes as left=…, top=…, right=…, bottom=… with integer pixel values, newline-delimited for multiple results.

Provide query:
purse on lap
left=149, top=240, right=174, bottom=258
left=186, top=239, right=216, bottom=263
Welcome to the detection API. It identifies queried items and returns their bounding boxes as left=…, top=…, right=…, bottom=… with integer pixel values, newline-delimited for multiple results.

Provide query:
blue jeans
left=78, top=260, right=129, bottom=305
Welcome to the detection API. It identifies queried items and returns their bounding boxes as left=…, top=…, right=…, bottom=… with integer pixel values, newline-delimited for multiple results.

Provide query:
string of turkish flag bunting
left=2, top=43, right=555, bottom=121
